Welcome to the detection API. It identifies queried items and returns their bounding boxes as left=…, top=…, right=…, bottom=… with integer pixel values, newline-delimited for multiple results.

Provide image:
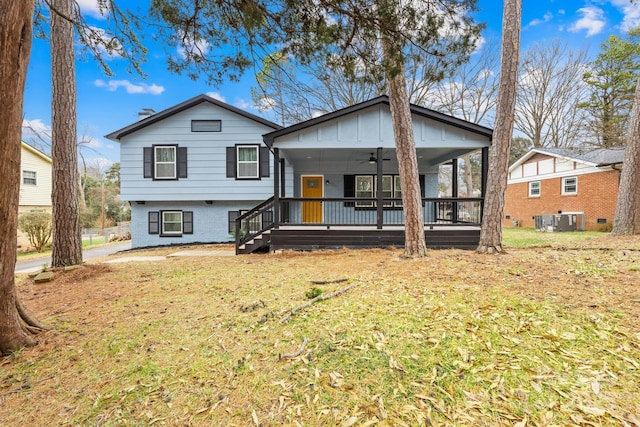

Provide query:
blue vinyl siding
left=130, top=201, right=265, bottom=248
left=119, top=103, right=276, bottom=202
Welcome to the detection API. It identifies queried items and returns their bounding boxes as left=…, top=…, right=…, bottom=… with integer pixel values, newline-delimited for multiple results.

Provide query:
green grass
left=503, top=227, right=605, bottom=248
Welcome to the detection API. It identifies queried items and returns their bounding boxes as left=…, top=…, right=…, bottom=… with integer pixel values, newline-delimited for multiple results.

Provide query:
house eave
left=21, top=141, right=52, bottom=164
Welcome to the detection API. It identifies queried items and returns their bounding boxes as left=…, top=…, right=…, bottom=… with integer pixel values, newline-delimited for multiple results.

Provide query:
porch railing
left=274, top=197, right=483, bottom=227
left=235, top=197, right=275, bottom=253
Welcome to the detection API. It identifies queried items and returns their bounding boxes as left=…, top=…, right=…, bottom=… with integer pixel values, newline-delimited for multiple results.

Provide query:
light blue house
left=108, top=94, right=493, bottom=252
left=106, top=94, right=281, bottom=248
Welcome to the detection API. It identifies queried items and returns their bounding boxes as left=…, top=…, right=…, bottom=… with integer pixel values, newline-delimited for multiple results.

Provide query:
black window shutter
left=183, top=211, right=193, bottom=234
left=144, top=147, right=153, bottom=178
left=149, top=211, right=159, bottom=234
left=226, top=147, right=236, bottom=178
left=344, top=175, right=355, bottom=207
left=259, top=146, right=270, bottom=177
left=228, top=210, right=239, bottom=233
left=177, top=147, right=188, bottom=178
left=419, top=174, right=425, bottom=197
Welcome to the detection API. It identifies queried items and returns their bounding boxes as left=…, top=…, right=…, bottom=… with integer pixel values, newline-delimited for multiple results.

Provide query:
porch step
left=238, top=230, right=271, bottom=254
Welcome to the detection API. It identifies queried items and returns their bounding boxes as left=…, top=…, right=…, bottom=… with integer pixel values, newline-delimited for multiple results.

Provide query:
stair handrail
left=235, top=196, right=275, bottom=254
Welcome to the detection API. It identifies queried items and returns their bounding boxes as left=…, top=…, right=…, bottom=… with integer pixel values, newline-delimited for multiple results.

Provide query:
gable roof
left=262, top=95, right=493, bottom=146
left=510, top=147, right=625, bottom=172
left=105, top=94, right=282, bottom=141
left=21, top=141, right=52, bottom=164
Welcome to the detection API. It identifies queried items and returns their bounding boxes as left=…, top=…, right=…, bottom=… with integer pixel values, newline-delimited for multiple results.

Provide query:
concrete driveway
left=15, top=242, right=132, bottom=274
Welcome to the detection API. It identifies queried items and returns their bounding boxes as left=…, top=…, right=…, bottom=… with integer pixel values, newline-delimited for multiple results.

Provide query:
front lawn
left=3, top=235, right=639, bottom=426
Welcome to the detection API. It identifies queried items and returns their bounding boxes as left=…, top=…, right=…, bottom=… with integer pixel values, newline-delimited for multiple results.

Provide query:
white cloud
left=177, top=34, right=210, bottom=60
left=609, top=0, right=640, bottom=32
left=85, top=157, right=113, bottom=172
left=76, top=0, right=105, bottom=19
left=206, top=92, right=226, bottom=102
left=22, top=118, right=51, bottom=138
left=94, top=79, right=165, bottom=95
left=79, top=135, right=104, bottom=149
left=82, top=26, right=124, bottom=59
left=527, top=11, right=554, bottom=28
left=569, top=6, right=606, bottom=36
left=234, top=98, right=251, bottom=110
left=471, top=36, right=486, bottom=54
left=255, top=96, right=276, bottom=112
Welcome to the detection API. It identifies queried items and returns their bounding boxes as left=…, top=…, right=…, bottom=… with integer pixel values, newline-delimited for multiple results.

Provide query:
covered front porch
left=235, top=191, right=486, bottom=254
left=235, top=96, right=492, bottom=254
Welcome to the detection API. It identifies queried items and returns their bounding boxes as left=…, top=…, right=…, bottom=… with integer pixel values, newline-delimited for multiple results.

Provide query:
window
left=226, top=146, right=269, bottom=180
left=149, top=210, right=193, bottom=236
left=237, top=146, right=259, bottom=179
left=394, top=176, right=402, bottom=206
left=355, top=176, right=374, bottom=207
left=191, top=120, right=221, bottom=132
left=355, top=175, right=402, bottom=208
left=154, top=146, right=176, bottom=179
left=162, top=211, right=183, bottom=235
left=562, top=176, right=577, bottom=195
left=382, top=176, right=393, bottom=207
left=144, top=146, right=187, bottom=180
left=528, top=181, right=540, bottom=197
left=23, top=170, right=37, bottom=185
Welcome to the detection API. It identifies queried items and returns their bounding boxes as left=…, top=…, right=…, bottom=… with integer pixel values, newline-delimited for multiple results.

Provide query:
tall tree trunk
left=0, top=0, right=46, bottom=354
left=387, top=73, right=427, bottom=257
left=612, top=77, right=640, bottom=234
left=51, top=0, right=83, bottom=267
left=477, top=0, right=521, bottom=253
left=376, top=0, right=426, bottom=258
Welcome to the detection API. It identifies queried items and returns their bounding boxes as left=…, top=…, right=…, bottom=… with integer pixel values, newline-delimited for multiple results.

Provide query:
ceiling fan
left=362, top=152, right=392, bottom=164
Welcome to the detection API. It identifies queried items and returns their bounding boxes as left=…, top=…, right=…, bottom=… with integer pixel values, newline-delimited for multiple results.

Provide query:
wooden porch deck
left=239, top=225, right=481, bottom=253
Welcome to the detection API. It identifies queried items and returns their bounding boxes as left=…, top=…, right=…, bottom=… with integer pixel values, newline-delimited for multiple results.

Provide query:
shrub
left=18, top=211, right=52, bottom=252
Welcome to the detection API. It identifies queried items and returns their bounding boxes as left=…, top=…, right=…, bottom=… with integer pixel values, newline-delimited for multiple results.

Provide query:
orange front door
left=302, top=176, right=323, bottom=223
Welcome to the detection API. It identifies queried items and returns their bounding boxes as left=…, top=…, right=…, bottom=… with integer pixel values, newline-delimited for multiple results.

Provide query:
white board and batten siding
left=119, top=102, right=277, bottom=202
left=273, top=104, right=489, bottom=150
left=19, top=142, right=52, bottom=209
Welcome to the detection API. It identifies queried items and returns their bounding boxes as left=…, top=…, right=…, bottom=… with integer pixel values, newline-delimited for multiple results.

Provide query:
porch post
left=273, top=148, right=280, bottom=230
left=376, top=146, right=383, bottom=229
left=481, top=147, right=488, bottom=198
left=451, top=158, right=458, bottom=223
left=280, top=159, right=286, bottom=196
left=481, top=147, right=489, bottom=221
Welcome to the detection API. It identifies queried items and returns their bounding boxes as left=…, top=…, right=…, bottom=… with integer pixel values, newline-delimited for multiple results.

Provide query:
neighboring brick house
left=504, top=148, right=624, bottom=231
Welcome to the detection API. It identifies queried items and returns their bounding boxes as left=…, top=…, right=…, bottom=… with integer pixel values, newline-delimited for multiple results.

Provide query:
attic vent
left=191, top=119, right=221, bottom=132
left=138, top=108, right=155, bottom=120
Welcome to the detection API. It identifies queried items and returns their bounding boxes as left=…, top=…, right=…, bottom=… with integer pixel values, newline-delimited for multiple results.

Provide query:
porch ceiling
left=279, top=147, right=481, bottom=168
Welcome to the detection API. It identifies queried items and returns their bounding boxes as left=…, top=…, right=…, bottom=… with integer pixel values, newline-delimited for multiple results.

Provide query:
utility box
left=534, top=213, right=585, bottom=232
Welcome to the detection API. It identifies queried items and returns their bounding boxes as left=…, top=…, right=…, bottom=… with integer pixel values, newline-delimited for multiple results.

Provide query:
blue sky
left=22, top=0, right=640, bottom=168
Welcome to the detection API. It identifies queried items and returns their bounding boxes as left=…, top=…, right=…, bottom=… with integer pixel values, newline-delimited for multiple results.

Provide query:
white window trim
left=162, top=211, right=183, bottom=235
left=528, top=181, right=540, bottom=197
left=154, top=146, right=177, bottom=180
left=236, top=145, right=260, bottom=179
left=23, top=170, right=37, bottom=185
left=561, top=176, right=578, bottom=195
left=393, top=176, right=402, bottom=207
left=356, top=175, right=402, bottom=208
